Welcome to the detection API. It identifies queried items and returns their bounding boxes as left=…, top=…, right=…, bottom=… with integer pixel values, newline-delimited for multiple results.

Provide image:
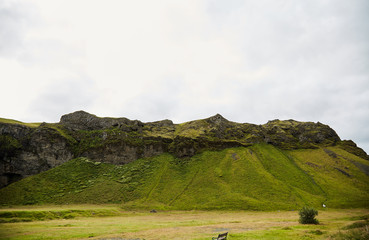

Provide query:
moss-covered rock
left=338, top=140, right=369, bottom=160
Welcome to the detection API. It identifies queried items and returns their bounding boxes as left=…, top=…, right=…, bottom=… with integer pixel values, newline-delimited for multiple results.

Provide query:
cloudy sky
left=1, top=0, right=368, bottom=152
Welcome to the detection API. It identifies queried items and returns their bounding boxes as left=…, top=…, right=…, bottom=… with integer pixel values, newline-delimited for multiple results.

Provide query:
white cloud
left=0, top=0, right=368, bottom=153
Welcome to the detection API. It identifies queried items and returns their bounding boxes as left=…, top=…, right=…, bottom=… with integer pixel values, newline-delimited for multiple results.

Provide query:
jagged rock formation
left=0, top=110, right=367, bottom=188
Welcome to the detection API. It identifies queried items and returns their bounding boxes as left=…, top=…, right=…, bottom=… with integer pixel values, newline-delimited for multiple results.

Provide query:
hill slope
left=1, top=144, right=368, bottom=210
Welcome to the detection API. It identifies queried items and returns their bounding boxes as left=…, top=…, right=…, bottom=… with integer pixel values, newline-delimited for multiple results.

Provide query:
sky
left=1, top=0, right=369, bottom=153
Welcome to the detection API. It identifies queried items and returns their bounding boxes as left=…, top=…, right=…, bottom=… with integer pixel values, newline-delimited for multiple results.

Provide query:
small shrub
left=299, top=206, right=319, bottom=224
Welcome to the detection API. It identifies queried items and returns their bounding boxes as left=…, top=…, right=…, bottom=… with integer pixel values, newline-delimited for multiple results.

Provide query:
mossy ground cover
left=1, top=145, right=368, bottom=210
left=0, top=118, right=41, bottom=128
left=289, top=147, right=369, bottom=208
left=0, top=207, right=367, bottom=240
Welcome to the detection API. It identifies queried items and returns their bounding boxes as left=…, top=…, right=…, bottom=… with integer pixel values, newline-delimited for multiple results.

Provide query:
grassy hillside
left=0, top=118, right=41, bottom=128
left=1, top=144, right=368, bottom=210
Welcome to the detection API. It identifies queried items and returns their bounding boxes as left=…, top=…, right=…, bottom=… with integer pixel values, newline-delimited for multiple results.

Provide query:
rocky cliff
left=1, top=111, right=367, bottom=188
left=0, top=122, right=73, bottom=187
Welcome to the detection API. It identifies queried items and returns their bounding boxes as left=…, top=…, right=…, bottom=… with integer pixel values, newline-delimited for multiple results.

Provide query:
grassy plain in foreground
left=0, top=206, right=368, bottom=240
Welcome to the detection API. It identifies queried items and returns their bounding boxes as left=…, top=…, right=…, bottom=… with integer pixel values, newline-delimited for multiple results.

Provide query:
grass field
left=0, top=205, right=368, bottom=240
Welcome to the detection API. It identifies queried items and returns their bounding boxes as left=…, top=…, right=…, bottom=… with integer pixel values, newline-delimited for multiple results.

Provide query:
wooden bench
left=212, top=232, right=228, bottom=240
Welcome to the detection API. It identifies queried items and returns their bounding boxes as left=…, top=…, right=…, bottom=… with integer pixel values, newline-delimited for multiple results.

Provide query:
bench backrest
left=217, top=232, right=228, bottom=240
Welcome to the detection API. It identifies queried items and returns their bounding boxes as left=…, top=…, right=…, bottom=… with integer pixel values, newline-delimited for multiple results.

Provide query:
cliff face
left=0, top=123, right=73, bottom=187
left=0, top=110, right=366, bottom=188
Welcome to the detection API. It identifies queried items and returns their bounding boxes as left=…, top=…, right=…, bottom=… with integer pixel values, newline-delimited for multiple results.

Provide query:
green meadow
left=0, top=206, right=368, bottom=239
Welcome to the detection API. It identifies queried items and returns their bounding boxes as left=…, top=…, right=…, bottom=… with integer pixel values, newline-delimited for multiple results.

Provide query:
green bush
left=299, top=206, right=319, bottom=224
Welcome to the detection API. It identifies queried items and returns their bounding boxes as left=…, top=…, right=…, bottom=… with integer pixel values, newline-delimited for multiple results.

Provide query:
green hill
left=1, top=144, right=368, bottom=210
left=1, top=111, right=368, bottom=210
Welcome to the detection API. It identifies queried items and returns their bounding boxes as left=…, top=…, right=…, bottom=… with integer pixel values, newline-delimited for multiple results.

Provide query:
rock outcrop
left=0, top=110, right=366, bottom=188
left=60, top=110, right=144, bottom=131
left=0, top=123, right=73, bottom=188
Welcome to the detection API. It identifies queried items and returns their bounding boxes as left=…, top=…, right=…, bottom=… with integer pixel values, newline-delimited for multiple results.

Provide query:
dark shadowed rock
left=0, top=122, right=73, bottom=188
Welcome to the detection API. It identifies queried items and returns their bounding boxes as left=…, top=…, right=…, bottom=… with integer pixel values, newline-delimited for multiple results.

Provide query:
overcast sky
left=1, top=0, right=369, bottom=153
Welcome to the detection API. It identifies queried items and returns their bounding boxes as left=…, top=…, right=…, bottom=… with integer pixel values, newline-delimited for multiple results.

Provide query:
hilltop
left=0, top=111, right=368, bottom=209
